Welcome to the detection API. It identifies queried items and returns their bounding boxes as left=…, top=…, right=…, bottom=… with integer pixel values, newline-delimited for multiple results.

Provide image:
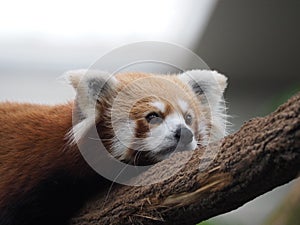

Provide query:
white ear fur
left=66, top=69, right=118, bottom=117
left=179, top=70, right=229, bottom=140
left=66, top=69, right=88, bottom=89
left=179, top=70, right=227, bottom=108
left=65, top=69, right=118, bottom=143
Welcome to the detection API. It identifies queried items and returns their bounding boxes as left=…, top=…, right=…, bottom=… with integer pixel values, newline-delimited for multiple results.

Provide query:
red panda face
left=67, top=70, right=227, bottom=165
left=129, top=97, right=199, bottom=162
left=109, top=74, right=207, bottom=164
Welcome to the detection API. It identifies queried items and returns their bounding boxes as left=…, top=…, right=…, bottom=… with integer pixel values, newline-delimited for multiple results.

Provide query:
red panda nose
left=175, top=126, right=193, bottom=145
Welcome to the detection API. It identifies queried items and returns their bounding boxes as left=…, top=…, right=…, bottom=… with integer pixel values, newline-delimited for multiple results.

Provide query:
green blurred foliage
left=198, top=86, right=300, bottom=225
left=197, top=221, right=215, bottom=225
left=197, top=220, right=243, bottom=225
left=262, top=179, right=300, bottom=225
left=268, top=85, right=300, bottom=113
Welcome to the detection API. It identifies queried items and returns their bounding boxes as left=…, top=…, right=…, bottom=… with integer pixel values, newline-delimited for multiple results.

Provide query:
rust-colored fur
left=0, top=70, right=227, bottom=225
left=0, top=102, right=101, bottom=225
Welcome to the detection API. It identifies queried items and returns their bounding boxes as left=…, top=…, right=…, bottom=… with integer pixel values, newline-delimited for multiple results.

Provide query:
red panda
left=0, top=70, right=227, bottom=225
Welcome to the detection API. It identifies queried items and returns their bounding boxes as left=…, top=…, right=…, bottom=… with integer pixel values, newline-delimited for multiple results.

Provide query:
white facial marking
left=198, top=120, right=208, bottom=145
left=144, top=112, right=197, bottom=156
left=151, top=101, right=165, bottom=113
left=178, top=99, right=189, bottom=113
left=144, top=113, right=183, bottom=152
left=164, top=112, right=184, bottom=132
left=67, top=117, right=95, bottom=144
left=112, top=119, right=136, bottom=158
left=146, top=123, right=170, bottom=151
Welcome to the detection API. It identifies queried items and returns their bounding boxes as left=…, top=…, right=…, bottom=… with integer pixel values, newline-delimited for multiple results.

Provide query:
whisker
left=133, top=151, right=140, bottom=166
left=101, top=163, right=129, bottom=210
left=87, top=137, right=101, bottom=141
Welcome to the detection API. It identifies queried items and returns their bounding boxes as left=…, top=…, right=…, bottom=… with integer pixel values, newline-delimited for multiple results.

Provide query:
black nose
left=175, top=126, right=193, bottom=145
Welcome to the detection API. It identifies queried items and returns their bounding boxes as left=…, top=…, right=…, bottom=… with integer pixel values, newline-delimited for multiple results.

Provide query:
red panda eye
left=145, top=112, right=161, bottom=124
left=185, top=114, right=193, bottom=125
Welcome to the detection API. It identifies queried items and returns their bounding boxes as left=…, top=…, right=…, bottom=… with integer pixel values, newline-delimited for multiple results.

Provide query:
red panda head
left=66, top=70, right=227, bottom=165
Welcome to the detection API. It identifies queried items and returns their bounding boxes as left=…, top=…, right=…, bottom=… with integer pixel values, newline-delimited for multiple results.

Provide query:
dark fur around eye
left=145, top=112, right=161, bottom=124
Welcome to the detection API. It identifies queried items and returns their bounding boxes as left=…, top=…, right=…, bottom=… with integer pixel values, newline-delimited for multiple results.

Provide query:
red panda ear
left=178, top=70, right=228, bottom=108
left=65, top=70, right=118, bottom=117
left=65, top=69, right=88, bottom=90
left=65, top=70, right=118, bottom=143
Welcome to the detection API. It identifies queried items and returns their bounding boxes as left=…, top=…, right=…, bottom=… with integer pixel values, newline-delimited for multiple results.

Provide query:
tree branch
left=70, top=93, right=300, bottom=225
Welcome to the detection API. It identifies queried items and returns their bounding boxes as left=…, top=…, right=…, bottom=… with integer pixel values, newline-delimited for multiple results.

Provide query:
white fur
left=66, top=69, right=118, bottom=143
left=151, top=101, right=165, bottom=113
left=164, top=112, right=184, bottom=132
left=66, top=70, right=118, bottom=118
left=66, top=117, right=95, bottom=144
left=65, top=69, right=228, bottom=163
left=198, top=120, right=209, bottom=146
left=145, top=112, right=197, bottom=154
left=179, top=70, right=227, bottom=108
left=179, top=69, right=228, bottom=141
left=111, top=120, right=136, bottom=158
left=177, top=99, right=189, bottom=112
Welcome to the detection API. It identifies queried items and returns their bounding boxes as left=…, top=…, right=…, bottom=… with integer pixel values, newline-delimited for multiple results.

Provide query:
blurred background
left=0, top=0, right=299, bottom=224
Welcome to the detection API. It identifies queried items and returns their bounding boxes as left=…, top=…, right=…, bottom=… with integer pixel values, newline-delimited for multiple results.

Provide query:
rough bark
left=70, top=93, right=300, bottom=225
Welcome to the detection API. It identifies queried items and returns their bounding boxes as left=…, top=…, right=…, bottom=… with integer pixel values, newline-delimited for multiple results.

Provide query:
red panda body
left=0, top=70, right=228, bottom=225
left=0, top=102, right=105, bottom=225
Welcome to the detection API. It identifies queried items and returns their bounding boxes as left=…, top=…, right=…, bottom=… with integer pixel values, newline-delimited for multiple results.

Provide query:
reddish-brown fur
left=0, top=71, right=216, bottom=224
left=105, top=72, right=206, bottom=165
left=0, top=102, right=101, bottom=225
left=0, top=73, right=196, bottom=223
